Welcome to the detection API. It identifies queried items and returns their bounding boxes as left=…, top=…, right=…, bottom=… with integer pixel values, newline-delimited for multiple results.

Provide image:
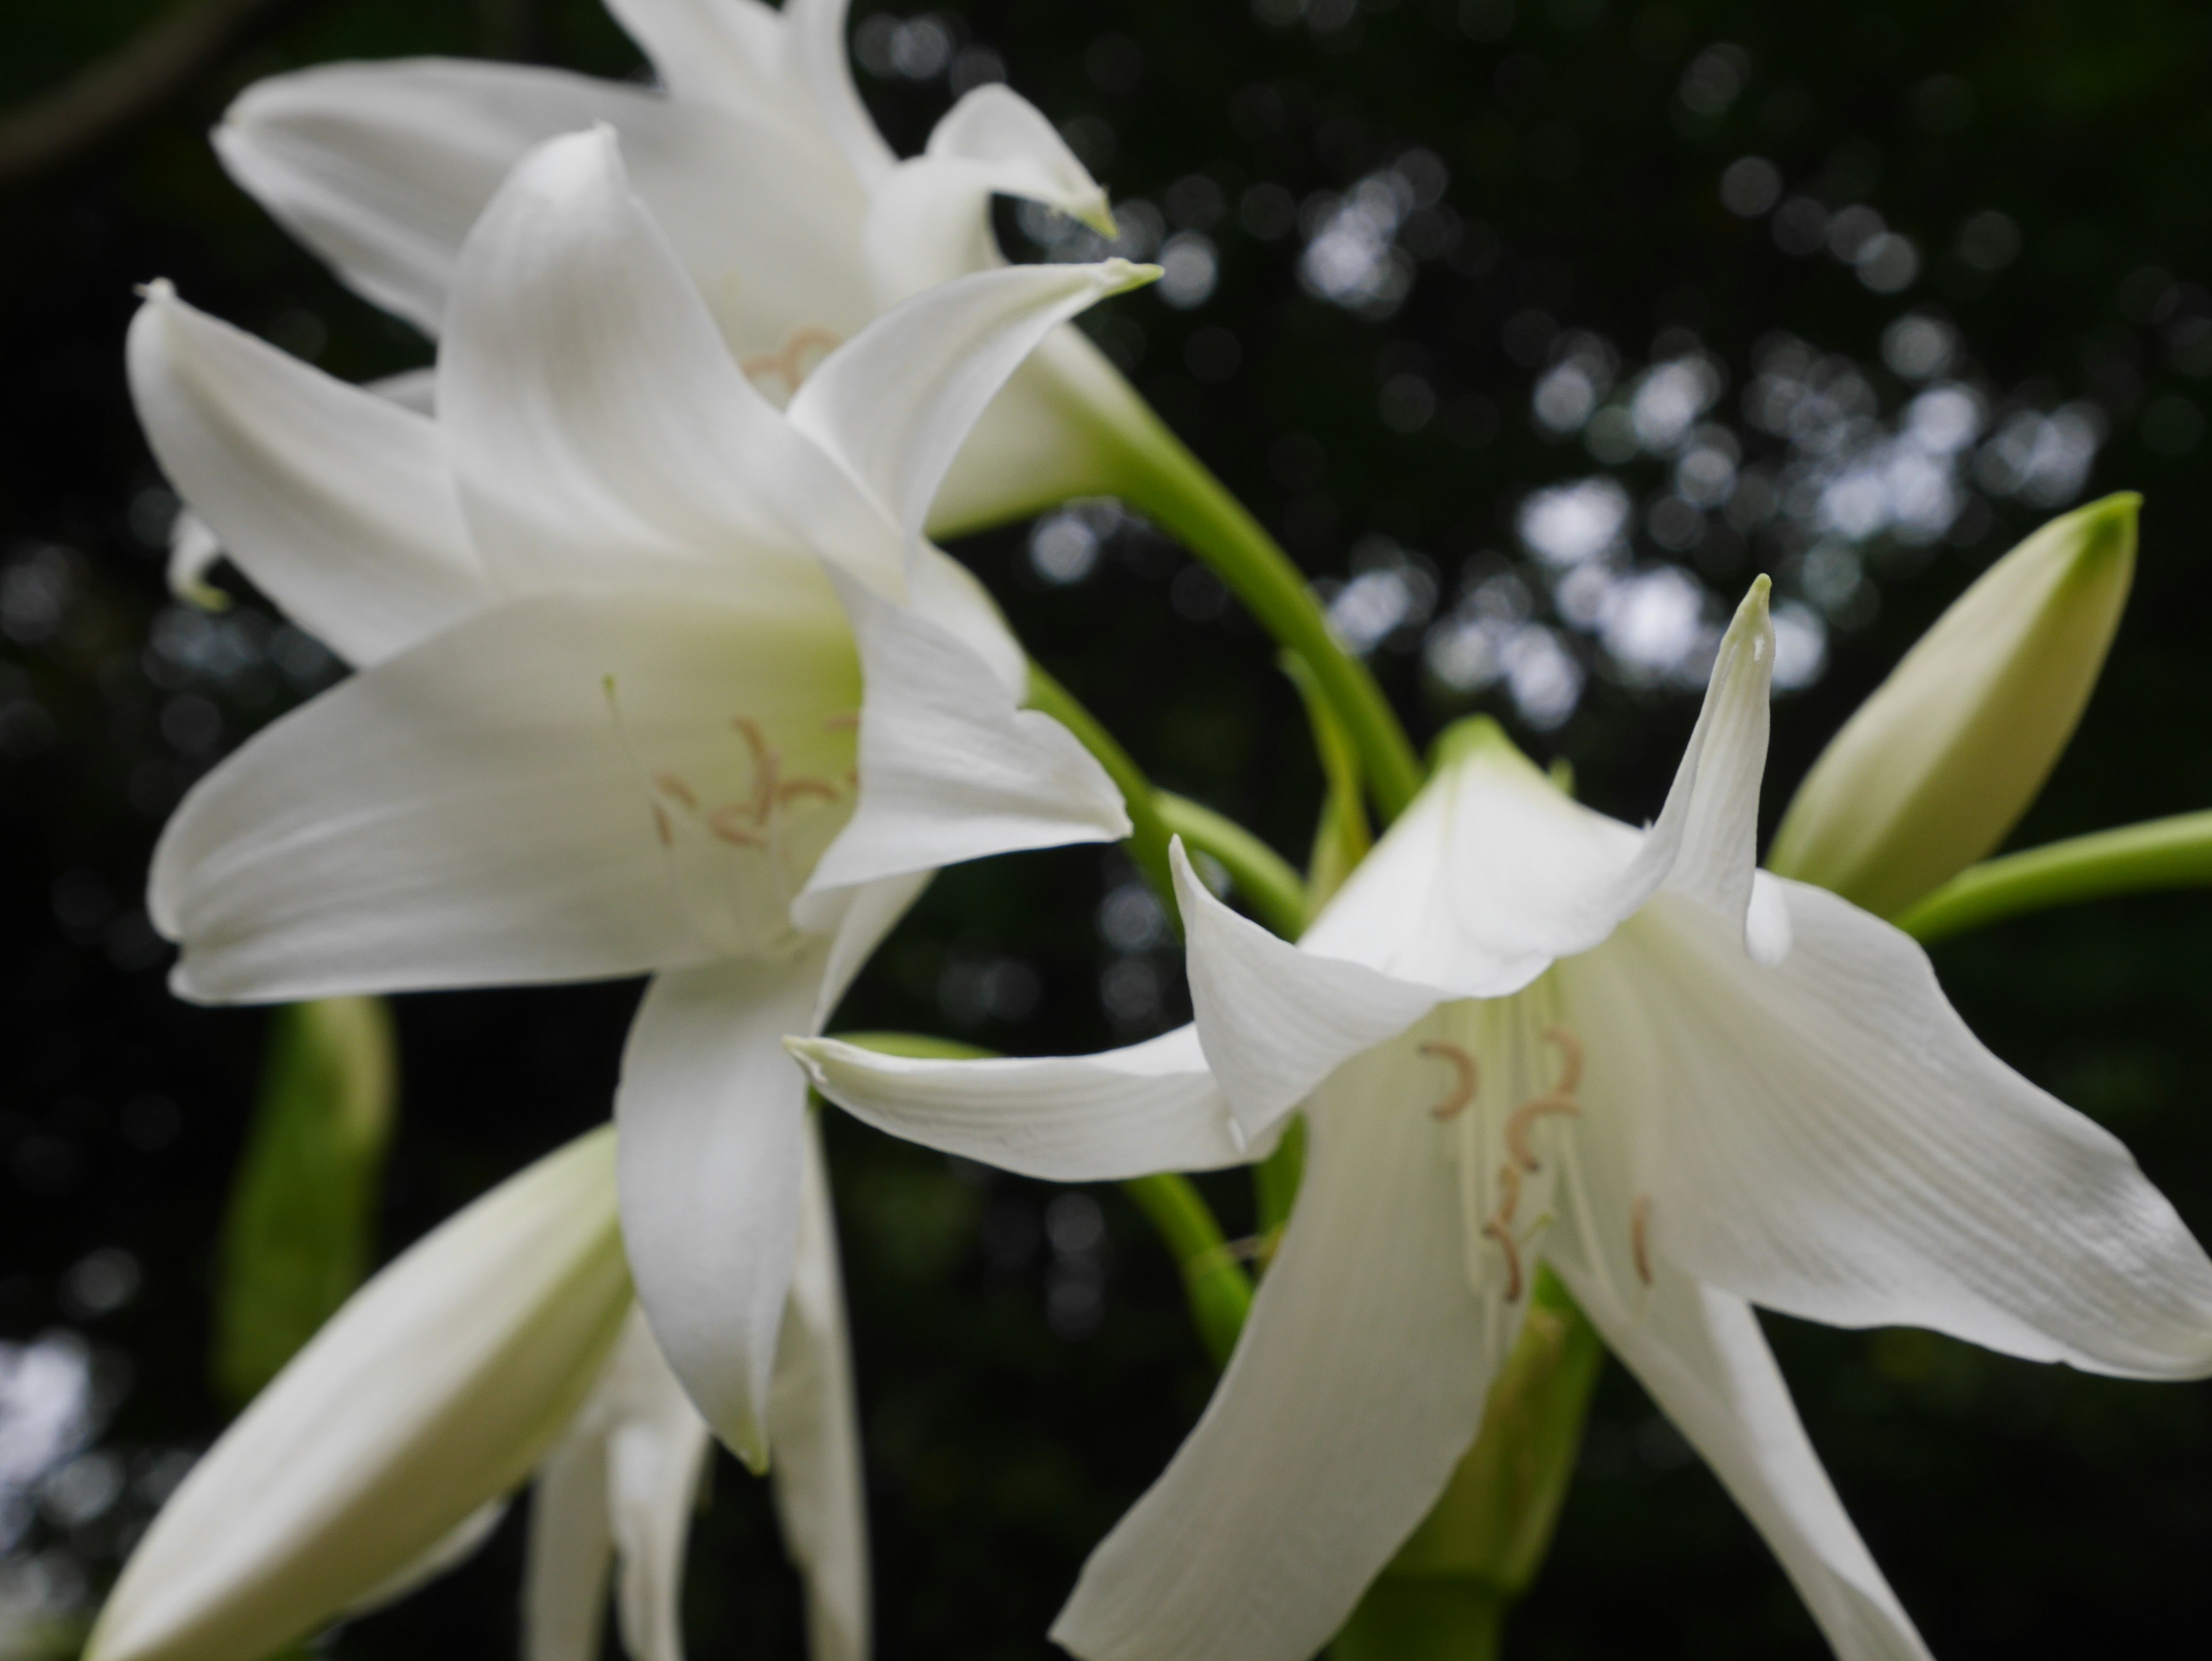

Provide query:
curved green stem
left=1121, top=1172, right=1253, bottom=1369
left=1026, top=660, right=1176, bottom=906
left=1030, top=661, right=1310, bottom=938
left=1156, top=792, right=1307, bottom=939
left=1896, top=809, right=2212, bottom=944
left=1100, top=405, right=1424, bottom=822
left=832, top=1031, right=1253, bottom=1370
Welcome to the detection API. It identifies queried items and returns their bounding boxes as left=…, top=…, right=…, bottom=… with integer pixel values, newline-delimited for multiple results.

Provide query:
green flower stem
left=1155, top=792, right=1308, bottom=939
left=1026, top=660, right=1177, bottom=907
left=1099, top=406, right=1424, bottom=822
left=1896, top=809, right=2212, bottom=944
left=1029, top=661, right=1311, bottom=939
left=835, top=1032, right=1254, bottom=1370
left=1121, top=1172, right=1254, bottom=1369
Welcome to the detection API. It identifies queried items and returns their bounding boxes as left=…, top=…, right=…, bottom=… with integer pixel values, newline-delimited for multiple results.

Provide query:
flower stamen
left=741, top=326, right=843, bottom=398
left=1630, top=1195, right=1654, bottom=1287
left=1482, top=1217, right=1524, bottom=1303
left=1505, top=1094, right=1581, bottom=1173
left=1543, top=1025, right=1584, bottom=1094
left=1483, top=1163, right=1527, bottom=1301
left=1417, top=1040, right=1479, bottom=1119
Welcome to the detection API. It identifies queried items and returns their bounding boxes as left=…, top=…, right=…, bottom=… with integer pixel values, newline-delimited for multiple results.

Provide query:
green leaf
left=211, top=997, right=399, bottom=1409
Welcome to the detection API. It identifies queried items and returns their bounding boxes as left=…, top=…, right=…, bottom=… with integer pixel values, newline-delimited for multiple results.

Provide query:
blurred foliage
left=5, top=0, right=2212, bottom=1658
left=210, top=995, right=395, bottom=1409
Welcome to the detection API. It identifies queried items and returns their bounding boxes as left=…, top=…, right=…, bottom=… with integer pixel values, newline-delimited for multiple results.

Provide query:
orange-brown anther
left=1631, top=1195, right=1654, bottom=1287
left=730, top=716, right=770, bottom=760
left=1493, top=1160, right=1523, bottom=1227
left=741, top=326, right=843, bottom=397
left=1417, top=1040, right=1479, bottom=1119
left=650, top=801, right=674, bottom=849
left=653, top=771, right=699, bottom=812
left=1505, top=1094, right=1582, bottom=1173
left=1483, top=1217, right=1524, bottom=1303
left=778, top=777, right=840, bottom=807
left=706, top=806, right=766, bottom=848
left=1542, top=1025, right=1584, bottom=1095
left=821, top=712, right=860, bottom=732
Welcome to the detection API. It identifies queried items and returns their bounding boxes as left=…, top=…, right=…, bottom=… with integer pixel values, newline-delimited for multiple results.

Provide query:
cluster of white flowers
left=79, top=6, right=2212, bottom=1661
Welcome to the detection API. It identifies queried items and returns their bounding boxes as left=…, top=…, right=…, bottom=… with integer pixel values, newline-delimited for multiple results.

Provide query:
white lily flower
left=207, top=0, right=1147, bottom=538
left=793, top=580, right=2212, bottom=1661
left=131, top=124, right=1143, bottom=1465
left=90, top=1122, right=867, bottom=1661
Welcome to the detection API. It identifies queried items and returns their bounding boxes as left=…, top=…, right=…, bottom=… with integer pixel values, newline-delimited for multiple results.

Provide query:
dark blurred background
left=5, top=0, right=2212, bottom=1656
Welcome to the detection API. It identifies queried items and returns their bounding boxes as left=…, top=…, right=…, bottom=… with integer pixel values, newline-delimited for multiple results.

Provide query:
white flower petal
left=863, top=86, right=1111, bottom=306
left=1300, top=726, right=1638, bottom=992
left=616, top=956, right=826, bottom=1469
left=86, top=1131, right=629, bottom=1661
left=603, top=1319, right=715, bottom=1661
left=604, top=0, right=783, bottom=111
left=217, top=60, right=871, bottom=355
left=927, top=325, right=1145, bottom=539
left=127, top=284, right=484, bottom=666
left=1555, top=1262, right=1931, bottom=1661
left=781, top=0, right=896, bottom=187
left=523, top=1428, right=613, bottom=1661
left=789, top=1024, right=1252, bottom=1180
left=1642, top=578, right=1777, bottom=951
left=1175, top=841, right=1441, bottom=1142
left=1304, top=580, right=1778, bottom=989
left=165, top=509, right=225, bottom=609
left=797, top=568, right=1127, bottom=902
left=768, top=1113, right=872, bottom=1661
left=1052, top=1046, right=1497, bottom=1661
left=151, top=587, right=858, bottom=1002
left=787, top=259, right=1157, bottom=577
left=441, top=126, right=882, bottom=594
left=1585, top=879, right=2212, bottom=1376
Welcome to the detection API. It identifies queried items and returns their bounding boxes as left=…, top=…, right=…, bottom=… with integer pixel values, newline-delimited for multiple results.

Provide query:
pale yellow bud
left=87, top=1128, right=630, bottom=1661
left=1768, top=493, right=2138, bottom=917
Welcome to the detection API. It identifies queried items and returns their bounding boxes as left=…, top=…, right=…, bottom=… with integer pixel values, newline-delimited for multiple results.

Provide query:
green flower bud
left=1768, top=493, right=2138, bottom=917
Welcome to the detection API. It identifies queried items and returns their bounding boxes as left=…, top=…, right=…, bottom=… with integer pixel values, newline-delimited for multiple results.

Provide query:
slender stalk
left=1896, top=809, right=2212, bottom=944
left=1031, top=661, right=1312, bottom=938
left=1025, top=661, right=1176, bottom=907
left=1155, top=792, right=1306, bottom=939
left=834, top=1032, right=1254, bottom=1370
left=1121, top=1174, right=1253, bottom=1369
left=1100, top=406, right=1424, bottom=822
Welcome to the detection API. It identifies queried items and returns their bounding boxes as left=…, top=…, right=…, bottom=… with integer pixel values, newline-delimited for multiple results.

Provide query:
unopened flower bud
left=1768, top=493, right=2137, bottom=917
left=88, top=1129, right=630, bottom=1661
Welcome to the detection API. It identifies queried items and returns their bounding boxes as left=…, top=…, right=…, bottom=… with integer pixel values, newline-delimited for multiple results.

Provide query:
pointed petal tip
left=1430, top=712, right=1530, bottom=774
left=1100, top=257, right=1160, bottom=294
left=1078, top=193, right=1119, bottom=239
left=2065, top=489, right=2141, bottom=566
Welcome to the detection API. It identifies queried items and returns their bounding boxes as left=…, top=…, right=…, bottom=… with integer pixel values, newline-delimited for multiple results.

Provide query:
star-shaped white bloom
left=794, top=581, right=2212, bottom=1661
left=134, top=122, right=1152, bottom=1474
left=203, top=0, right=1142, bottom=540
